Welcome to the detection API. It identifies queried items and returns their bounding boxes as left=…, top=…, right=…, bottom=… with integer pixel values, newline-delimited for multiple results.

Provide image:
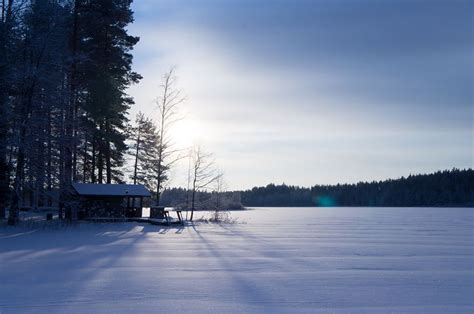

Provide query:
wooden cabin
left=72, top=183, right=151, bottom=219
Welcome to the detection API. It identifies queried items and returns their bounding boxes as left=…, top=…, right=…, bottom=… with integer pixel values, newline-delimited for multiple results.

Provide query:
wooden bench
left=169, top=209, right=184, bottom=226
left=150, top=206, right=184, bottom=226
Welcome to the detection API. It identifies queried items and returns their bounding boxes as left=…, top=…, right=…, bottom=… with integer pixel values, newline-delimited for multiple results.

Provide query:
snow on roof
left=72, top=183, right=151, bottom=197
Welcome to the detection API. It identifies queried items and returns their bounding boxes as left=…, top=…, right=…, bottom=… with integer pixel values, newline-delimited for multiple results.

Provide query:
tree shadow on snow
left=0, top=222, right=171, bottom=310
left=189, top=223, right=279, bottom=307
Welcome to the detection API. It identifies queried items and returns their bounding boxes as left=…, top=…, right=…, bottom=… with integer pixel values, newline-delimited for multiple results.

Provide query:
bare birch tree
left=209, top=169, right=228, bottom=222
left=154, top=68, right=185, bottom=205
left=189, top=146, right=221, bottom=222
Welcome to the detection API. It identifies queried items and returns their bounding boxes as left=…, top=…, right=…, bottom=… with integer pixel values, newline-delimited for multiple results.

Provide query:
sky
left=126, top=0, right=473, bottom=190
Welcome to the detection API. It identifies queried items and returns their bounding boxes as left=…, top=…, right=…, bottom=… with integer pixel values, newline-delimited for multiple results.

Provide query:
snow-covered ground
left=1, top=207, right=473, bottom=313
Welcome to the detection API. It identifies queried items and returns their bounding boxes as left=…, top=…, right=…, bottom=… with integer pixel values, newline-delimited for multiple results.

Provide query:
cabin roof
left=72, top=183, right=151, bottom=197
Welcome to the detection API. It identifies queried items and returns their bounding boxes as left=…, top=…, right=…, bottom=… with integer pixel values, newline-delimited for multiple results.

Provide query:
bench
left=150, top=206, right=184, bottom=226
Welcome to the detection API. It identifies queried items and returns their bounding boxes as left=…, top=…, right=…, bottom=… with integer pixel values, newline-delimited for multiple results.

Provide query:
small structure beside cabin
left=72, top=183, right=151, bottom=219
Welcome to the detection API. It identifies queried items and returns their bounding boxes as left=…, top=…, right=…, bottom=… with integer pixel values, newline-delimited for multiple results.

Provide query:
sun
left=171, top=119, right=199, bottom=149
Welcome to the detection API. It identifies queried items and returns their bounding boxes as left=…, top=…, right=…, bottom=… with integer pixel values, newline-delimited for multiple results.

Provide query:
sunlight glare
left=171, top=119, right=201, bottom=149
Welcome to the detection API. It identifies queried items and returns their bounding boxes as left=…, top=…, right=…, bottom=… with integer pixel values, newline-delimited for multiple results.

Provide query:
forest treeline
left=160, top=169, right=473, bottom=208
left=238, top=169, right=473, bottom=207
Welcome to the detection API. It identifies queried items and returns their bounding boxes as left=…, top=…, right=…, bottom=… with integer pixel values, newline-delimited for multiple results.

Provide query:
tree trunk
left=155, top=143, right=163, bottom=205
left=190, top=189, right=196, bottom=222
left=61, top=0, right=79, bottom=220
left=156, top=174, right=161, bottom=206
left=9, top=148, right=24, bottom=225
left=82, top=136, right=88, bottom=182
left=98, top=148, right=103, bottom=184
left=105, top=141, right=111, bottom=183
left=190, top=175, right=197, bottom=222
left=35, top=101, right=47, bottom=209
left=91, top=138, right=96, bottom=183
left=10, top=73, right=36, bottom=224
left=98, top=123, right=104, bottom=184
left=105, top=120, right=111, bottom=183
left=10, top=108, right=30, bottom=223
left=133, top=134, right=140, bottom=184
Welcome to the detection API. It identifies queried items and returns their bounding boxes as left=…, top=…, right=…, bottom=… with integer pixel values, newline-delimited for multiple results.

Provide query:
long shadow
left=0, top=222, right=167, bottom=251
left=66, top=223, right=166, bottom=303
left=0, top=222, right=168, bottom=310
left=189, top=223, right=279, bottom=307
left=215, top=222, right=324, bottom=270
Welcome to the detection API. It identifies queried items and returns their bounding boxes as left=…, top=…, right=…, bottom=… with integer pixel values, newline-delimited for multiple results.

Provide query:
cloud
left=126, top=0, right=473, bottom=189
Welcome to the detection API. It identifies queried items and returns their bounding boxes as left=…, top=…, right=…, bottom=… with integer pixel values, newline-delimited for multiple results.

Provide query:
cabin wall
left=75, top=196, right=145, bottom=218
left=78, top=197, right=125, bottom=218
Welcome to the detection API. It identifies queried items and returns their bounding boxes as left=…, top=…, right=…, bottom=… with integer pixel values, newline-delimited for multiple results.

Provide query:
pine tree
left=129, top=112, right=159, bottom=191
left=78, top=0, right=141, bottom=184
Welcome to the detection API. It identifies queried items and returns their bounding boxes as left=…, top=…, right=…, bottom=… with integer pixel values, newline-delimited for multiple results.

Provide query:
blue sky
left=127, top=0, right=473, bottom=189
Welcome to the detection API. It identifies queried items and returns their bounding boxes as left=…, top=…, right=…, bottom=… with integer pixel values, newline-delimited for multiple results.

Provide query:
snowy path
left=1, top=207, right=473, bottom=313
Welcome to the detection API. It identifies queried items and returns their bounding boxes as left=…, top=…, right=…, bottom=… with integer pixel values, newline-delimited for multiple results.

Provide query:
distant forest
left=161, top=169, right=473, bottom=207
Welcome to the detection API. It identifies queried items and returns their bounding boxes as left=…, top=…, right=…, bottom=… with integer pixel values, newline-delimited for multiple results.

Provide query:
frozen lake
left=1, top=207, right=473, bottom=313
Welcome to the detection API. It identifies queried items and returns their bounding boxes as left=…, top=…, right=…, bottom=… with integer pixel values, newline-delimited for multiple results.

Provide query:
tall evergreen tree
left=78, top=0, right=141, bottom=185
left=129, top=112, right=159, bottom=191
